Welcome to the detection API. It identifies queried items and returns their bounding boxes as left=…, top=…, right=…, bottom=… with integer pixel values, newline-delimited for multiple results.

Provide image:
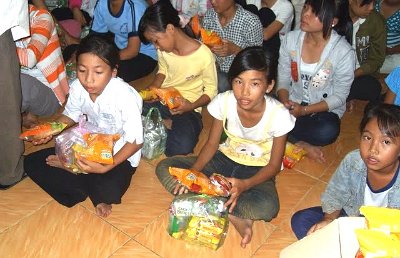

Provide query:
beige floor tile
left=0, top=202, right=130, bottom=258
left=111, top=240, right=160, bottom=257
left=0, top=178, right=52, bottom=233
left=252, top=228, right=298, bottom=258
left=271, top=170, right=319, bottom=227
left=134, top=211, right=276, bottom=258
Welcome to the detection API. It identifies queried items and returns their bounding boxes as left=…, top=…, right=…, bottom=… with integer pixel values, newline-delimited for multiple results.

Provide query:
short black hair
left=360, top=104, right=400, bottom=138
left=76, top=34, right=119, bottom=69
left=228, top=46, right=276, bottom=85
left=138, top=0, right=180, bottom=44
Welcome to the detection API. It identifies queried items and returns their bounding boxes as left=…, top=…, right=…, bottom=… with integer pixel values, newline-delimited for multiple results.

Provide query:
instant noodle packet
left=190, top=15, right=201, bottom=38
left=20, top=122, right=67, bottom=141
left=283, top=142, right=307, bottom=168
left=355, top=229, right=400, bottom=258
left=138, top=89, right=158, bottom=101
left=153, top=87, right=183, bottom=109
left=169, top=167, right=231, bottom=197
left=72, top=133, right=120, bottom=165
left=360, top=206, right=400, bottom=239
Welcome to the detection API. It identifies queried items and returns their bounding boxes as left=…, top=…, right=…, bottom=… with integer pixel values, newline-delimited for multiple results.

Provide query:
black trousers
left=118, top=53, right=157, bottom=83
left=347, top=75, right=382, bottom=102
left=25, top=148, right=136, bottom=207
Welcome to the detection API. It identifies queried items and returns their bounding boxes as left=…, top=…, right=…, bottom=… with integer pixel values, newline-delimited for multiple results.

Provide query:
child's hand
left=170, top=98, right=193, bottom=115
left=307, top=219, right=333, bottom=235
left=224, top=178, right=249, bottom=213
left=32, top=136, right=53, bottom=145
left=76, top=158, right=109, bottom=174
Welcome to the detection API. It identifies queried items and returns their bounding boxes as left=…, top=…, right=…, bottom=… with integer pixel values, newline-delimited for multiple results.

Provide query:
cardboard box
left=280, top=217, right=366, bottom=258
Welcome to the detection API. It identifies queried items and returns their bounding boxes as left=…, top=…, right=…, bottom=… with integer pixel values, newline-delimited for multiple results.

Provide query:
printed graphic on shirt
left=311, top=61, right=332, bottom=88
left=356, top=36, right=370, bottom=64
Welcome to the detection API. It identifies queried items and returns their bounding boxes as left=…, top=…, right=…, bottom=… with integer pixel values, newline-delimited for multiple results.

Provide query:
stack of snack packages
left=355, top=206, right=400, bottom=258
left=167, top=167, right=232, bottom=250
left=168, top=194, right=229, bottom=250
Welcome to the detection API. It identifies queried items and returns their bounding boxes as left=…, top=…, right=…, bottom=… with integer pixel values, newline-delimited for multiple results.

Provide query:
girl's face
left=360, top=117, right=400, bottom=175
left=144, top=25, right=175, bottom=53
left=232, top=70, right=274, bottom=112
left=77, top=53, right=117, bottom=101
left=300, top=4, right=323, bottom=33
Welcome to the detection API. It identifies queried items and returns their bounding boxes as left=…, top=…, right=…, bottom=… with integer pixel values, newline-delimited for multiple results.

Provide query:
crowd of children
left=1, top=0, right=400, bottom=250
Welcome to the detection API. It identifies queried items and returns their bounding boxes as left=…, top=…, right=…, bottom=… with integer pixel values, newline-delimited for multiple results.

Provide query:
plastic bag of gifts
left=168, top=193, right=229, bottom=250
left=142, top=107, right=167, bottom=160
left=55, top=115, right=120, bottom=174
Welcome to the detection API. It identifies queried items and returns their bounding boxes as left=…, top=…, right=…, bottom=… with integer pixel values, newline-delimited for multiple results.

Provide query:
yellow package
left=283, top=142, right=307, bottom=168
left=153, top=87, right=183, bottom=109
left=360, top=206, right=400, bottom=239
left=139, top=89, right=157, bottom=101
left=72, top=133, right=120, bottom=165
left=355, top=229, right=400, bottom=257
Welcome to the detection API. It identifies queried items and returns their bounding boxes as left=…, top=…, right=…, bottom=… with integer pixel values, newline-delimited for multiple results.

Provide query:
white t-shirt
left=63, top=77, right=144, bottom=167
left=270, top=0, right=294, bottom=40
left=0, top=0, right=29, bottom=39
left=300, top=59, right=317, bottom=104
left=207, top=91, right=296, bottom=166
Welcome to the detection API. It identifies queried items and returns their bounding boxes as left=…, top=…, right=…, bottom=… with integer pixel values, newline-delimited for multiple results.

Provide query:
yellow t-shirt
left=157, top=43, right=218, bottom=113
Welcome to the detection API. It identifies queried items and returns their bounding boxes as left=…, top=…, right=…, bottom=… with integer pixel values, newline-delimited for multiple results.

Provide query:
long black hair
left=304, top=0, right=353, bottom=44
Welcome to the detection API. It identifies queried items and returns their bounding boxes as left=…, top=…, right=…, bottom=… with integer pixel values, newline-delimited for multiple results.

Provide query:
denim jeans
left=291, top=206, right=348, bottom=239
left=289, top=111, right=340, bottom=146
left=143, top=102, right=203, bottom=157
left=217, top=69, right=231, bottom=93
left=155, top=151, right=280, bottom=221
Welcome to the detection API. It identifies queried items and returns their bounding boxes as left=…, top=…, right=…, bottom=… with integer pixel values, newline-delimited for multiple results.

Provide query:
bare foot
left=163, top=118, right=173, bottom=130
left=296, top=141, right=326, bottom=163
left=229, top=214, right=253, bottom=248
left=46, top=155, right=64, bottom=168
left=96, top=203, right=112, bottom=218
left=22, top=112, right=38, bottom=128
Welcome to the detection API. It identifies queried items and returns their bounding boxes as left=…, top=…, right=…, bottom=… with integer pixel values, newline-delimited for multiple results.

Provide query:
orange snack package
left=169, top=167, right=231, bottom=197
left=283, top=142, right=307, bottom=169
left=20, top=122, right=67, bottom=141
left=153, top=87, right=183, bottom=109
left=190, top=15, right=201, bottom=38
left=200, top=28, right=222, bottom=48
left=72, top=133, right=120, bottom=164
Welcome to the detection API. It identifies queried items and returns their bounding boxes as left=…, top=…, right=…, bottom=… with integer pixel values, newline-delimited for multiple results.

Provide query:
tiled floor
left=0, top=74, right=366, bottom=257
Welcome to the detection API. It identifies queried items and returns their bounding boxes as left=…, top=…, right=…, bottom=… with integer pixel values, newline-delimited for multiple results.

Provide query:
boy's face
left=360, top=117, right=400, bottom=175
left=232, top=70, right=274, bottom=112
left=210, top=0, right=235, bottom=14
left=77, top=53, right=117, bottom=102
left=350, top=0, right=375, bottom=19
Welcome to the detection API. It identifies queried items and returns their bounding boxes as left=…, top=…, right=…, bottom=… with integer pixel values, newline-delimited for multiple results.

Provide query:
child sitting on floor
left=291, top=103, right=400, bottom=239
left=155, top=46, right=296, bottom=248
left=138, top=0, right=218, bottom=157
left=24, top=35, right=143, bottom=218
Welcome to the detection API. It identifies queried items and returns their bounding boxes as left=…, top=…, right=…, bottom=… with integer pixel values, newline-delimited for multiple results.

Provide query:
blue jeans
left=155, top=151, right=280, bottom=220
left=217, top=69, right=231, bottom=93
left=289, top=111, right=340, bottom=146
left=291, top=206, right=348, bottom=239
left=142, top=102, right=202, bottom=157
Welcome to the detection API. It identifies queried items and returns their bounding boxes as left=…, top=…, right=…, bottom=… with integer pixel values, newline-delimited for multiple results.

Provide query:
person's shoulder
left=343, top=149, right=365, bottom=168
left=237, top=5, right=260, bottom=21
left=276, top=0, right=293, bottom=8
left=108, top=77, right=139, bottom=96
left=127, top=0, right=147, bottom=10
left=366, top=10, right=386, bottom=26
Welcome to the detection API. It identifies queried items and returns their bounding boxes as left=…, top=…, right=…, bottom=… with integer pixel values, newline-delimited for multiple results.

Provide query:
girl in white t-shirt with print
left=155, top=46, right=295, bottom=248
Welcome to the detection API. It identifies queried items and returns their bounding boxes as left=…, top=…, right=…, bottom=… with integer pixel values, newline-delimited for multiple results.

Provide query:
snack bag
left=20, top=122, right=67, bottom=141
left=168, top=194, right=229, bottom=250
left=190, top=15, right=201, bottom=38
left=72, top=133, right=120, bottom=164
left=200, top=28, right=222, bottom=48
left=360, top=206, right=400, bottom=239
left=138, top=89, right=157, bottom=101
left=153, top=87, right=183, bottom=109
left=355, top=229, right=400, bottom=258
left=169, top=167, right=231, bottom=197
left=283, top=142, right=307, bottom=168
